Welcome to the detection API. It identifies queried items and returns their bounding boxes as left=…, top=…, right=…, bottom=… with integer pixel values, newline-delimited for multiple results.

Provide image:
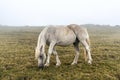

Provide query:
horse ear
left=40, top=45, right=43, bottom=52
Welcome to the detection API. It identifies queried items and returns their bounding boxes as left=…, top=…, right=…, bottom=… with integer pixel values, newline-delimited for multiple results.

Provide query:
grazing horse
left=35, top=24, right=92, bottom=68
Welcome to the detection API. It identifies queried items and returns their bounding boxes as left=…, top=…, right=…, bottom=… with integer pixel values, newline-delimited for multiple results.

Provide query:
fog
left=0, top=0, right=120, bottom=26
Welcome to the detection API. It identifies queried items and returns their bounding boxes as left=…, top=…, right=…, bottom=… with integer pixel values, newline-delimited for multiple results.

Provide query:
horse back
left=67, top=24, right=89, bottom=39
left=45, top=26, right=76, bottom=45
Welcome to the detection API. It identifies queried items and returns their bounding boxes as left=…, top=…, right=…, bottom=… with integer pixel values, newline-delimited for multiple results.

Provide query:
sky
left=0, top=0, right=120, bottom=26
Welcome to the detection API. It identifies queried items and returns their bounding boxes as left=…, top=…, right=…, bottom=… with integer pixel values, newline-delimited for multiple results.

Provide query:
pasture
left=0, top=26, right=120, bottom=80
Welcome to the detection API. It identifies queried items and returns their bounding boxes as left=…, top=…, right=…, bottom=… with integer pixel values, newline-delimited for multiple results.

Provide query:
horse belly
left=56, top=33, right=76, bottom=46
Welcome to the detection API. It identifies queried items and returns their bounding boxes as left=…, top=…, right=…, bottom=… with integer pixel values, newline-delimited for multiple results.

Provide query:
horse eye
left=40, top=55, right=43, bottom=59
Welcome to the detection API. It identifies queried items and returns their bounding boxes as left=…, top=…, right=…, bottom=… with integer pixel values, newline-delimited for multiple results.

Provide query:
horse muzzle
left=38, top=64, right=44, bottom=69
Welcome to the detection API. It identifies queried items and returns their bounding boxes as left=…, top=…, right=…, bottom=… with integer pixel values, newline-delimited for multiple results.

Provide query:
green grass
left=0, top=26, right=120, bottom=80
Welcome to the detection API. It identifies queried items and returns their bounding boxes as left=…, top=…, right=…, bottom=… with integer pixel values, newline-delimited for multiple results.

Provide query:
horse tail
left=83, top=29, right=91, bottom=61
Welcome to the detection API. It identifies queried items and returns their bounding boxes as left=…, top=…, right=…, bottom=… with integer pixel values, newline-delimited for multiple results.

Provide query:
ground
left=0, top=26, right=120, bottom=80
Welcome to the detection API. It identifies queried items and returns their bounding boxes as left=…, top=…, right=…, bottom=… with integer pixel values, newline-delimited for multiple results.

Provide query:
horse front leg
left=53, top=48, right=61, bottom=66
left=45, top=42, right=56, bottom=67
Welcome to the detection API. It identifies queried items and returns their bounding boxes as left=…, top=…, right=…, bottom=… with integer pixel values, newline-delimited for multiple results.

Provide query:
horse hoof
left=88, top=60, right=92, bottom=64
left=71, top=62, right=77, bottom=65
left=56, top=64, right=61, bottom=67
left=44, top=63, right=49, bottom=67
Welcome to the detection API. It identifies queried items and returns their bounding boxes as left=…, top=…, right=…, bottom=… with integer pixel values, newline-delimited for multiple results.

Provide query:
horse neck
left=37, top=33, right=46, bottom=53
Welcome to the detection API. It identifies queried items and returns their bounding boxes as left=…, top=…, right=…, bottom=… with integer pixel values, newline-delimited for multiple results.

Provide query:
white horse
left=35, top=24, right=92, bottom=68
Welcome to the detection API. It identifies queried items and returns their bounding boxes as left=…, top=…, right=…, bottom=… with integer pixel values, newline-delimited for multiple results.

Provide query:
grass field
left=0, top=26, right=120, bottom=80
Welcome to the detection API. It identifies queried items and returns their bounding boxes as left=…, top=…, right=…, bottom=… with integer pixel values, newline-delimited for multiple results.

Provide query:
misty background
left=0, top=0, right=120, bottom=26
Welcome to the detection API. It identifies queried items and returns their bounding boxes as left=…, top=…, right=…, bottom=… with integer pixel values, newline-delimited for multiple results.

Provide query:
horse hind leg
left=81, top=39, right=92, bottom=64
left=71, top=41, right=80, bottom=65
